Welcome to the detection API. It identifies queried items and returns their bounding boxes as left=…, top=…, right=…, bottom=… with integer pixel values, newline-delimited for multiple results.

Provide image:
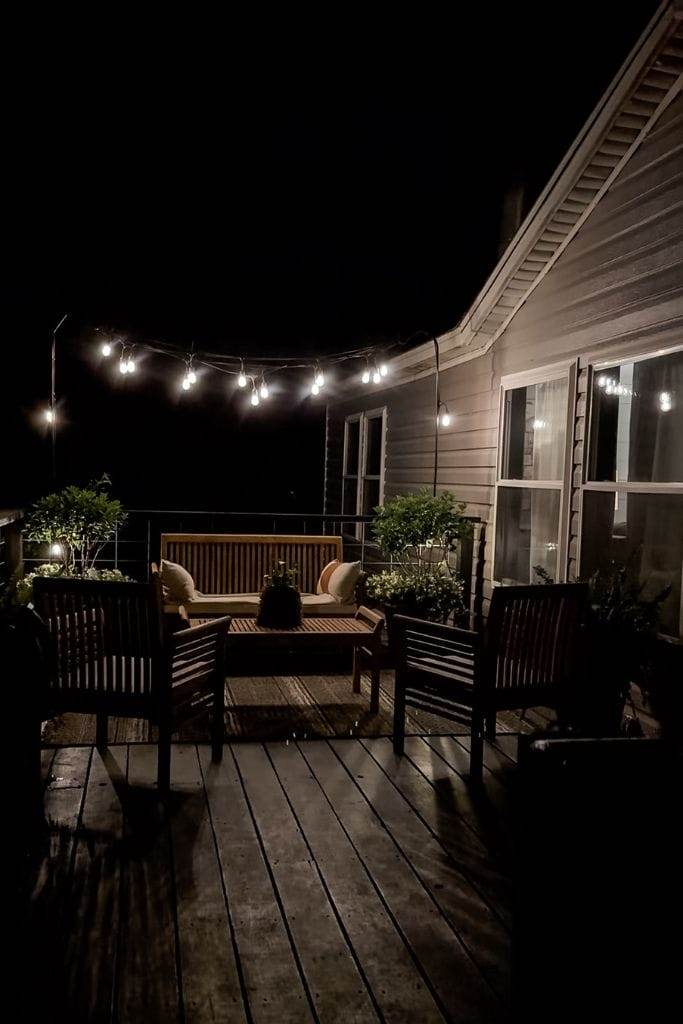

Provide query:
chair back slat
left=396, top=617, right=481, bottom=689
left=160, top=533, right=343, bottom=595
left=34, top=578, right=165, bottom=703
left=485, top=584, right=588, bottom=696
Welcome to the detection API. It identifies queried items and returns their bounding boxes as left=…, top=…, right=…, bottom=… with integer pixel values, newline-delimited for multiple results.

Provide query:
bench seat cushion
left=168, top=592, right=357, bottom=617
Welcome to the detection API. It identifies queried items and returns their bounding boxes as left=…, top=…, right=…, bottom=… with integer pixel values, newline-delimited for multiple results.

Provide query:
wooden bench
left=157, top=533, right=361, bottom=618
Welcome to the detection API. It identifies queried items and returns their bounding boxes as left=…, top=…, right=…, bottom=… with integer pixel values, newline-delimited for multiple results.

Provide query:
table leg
left=352, top=647, right=362, bottom=693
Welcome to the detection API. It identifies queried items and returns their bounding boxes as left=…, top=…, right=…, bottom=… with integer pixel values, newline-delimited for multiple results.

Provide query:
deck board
left=24, top=739, right=515, bottom=1022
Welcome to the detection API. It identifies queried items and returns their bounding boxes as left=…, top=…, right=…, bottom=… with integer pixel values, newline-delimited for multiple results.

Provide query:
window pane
left=494, top=487, right=561, bottom=584
left=343, top=479, right=358, bottom=516
left=502, top=377, right=567, bottom=481
left=589, top=350, right=683, bottom=483
left=362, top=478, right=380, bottom=515
left=581, top=490, right=683, bottom=638
left=345, top=420, right=360, bottom=475
left=365, top=415, right=383, bottom=476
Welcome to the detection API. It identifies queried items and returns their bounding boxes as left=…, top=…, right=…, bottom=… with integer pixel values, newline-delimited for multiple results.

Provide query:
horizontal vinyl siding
left=325, top=92, right=683, bottom=614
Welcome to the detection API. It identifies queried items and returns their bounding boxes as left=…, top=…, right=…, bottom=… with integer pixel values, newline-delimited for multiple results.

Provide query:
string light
left=311, top=381, right=320, bottom=396
left=380, top=362, right=388, bottom=377
left=101, top=342, right=112, bottom=357
left=50, top=543, right=62, bottom=556
left=259, top=376, right=269, bottom=399
left=372, top=366, right=381, bottom=385
left=119, top=356, right=129, bottom=375
left=237, top=360, right=247, bottom=388
left=314, top=365, right=325, bottom=388
left=182, top=357, right=197, bottom=390
left=361, top=361, right=371, bottom=384
left=44, top=408, right=55, bottom=424
left=438, top=402, right=451, bottom=427
left=250, top=383, right=260, bottom=406
left=127, top=353, right=136, bottom=373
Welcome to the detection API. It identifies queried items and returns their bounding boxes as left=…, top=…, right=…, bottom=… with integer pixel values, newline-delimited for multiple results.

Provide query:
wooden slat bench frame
left=160, top=533, right=344, bottom=597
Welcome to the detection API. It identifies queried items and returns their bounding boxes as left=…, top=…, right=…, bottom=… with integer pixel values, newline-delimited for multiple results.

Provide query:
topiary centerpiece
left=257, top=561, right=303, bottom=629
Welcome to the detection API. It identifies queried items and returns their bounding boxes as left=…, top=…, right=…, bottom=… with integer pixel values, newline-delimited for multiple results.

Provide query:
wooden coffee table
left=219, top=609, right=384, bottom=713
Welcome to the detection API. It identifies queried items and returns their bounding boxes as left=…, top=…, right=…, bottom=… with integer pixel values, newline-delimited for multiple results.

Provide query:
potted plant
left=257, top=561, right=303, bottom=629
left=565, top=561, right=670, bottom=736
left=366, top=489, right=471, bottom=626
left=16, top=476, right=128, bottom=602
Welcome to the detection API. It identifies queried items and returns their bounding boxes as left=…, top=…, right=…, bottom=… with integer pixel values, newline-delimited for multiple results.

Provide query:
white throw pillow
left=327, top=561, right=361, bottom=604
left=160, top=559, right=196, bottom=603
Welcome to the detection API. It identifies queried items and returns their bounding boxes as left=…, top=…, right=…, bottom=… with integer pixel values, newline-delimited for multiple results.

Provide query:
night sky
left=2, top=2, right=659, bottom=512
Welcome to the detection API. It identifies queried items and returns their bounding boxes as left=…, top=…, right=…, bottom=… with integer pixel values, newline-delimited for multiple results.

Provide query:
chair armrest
left=169, top=616, right=231, bottom=688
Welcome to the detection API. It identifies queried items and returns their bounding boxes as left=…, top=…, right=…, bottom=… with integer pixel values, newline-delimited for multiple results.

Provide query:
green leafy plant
left=263, top=561, right=299, bottom=590
left=15, top=564, right=128, bottom=605
left=23, top=476, right=126, bottom=576
left=367, top=566, right=465, bottom=623
left=368, top=490, right=471, bottom=622
left=372, top=489, right=471, bottom=564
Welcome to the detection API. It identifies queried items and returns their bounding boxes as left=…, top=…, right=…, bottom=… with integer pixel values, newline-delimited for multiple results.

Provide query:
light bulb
left=44, top=408, right=54, bottom=423
left=315, top=369, right=325, bottom=387
left=532, top=418, right=546, bottom=430
left=361, top=369, right=370, bottom=384
left=440, top=412, right=451, bottom=427
left=260, top=381, right=269, bottom=399
left=119, top=360, right=128, bottom=374
left=127, top=357, right=136, bottom=374
left=101, top=342, right=112, bottom=357
left=238, top=372, right=247, bottom=388
left=372, top=369, right=381, bottom=384
left=251, top=389, right=260, bottom=406
left=380, top=363, right=388, bottom=377
left=597, top=374, right=607, bottom=388
left=182, top=376, right=191, bottom=391
left=50, top=543, right=62, bottom=556
left=659, top=391, right=672, bottom=412
left=188, top=369, right=197, bottom=384
left=311, top=382, right=320, bottom=396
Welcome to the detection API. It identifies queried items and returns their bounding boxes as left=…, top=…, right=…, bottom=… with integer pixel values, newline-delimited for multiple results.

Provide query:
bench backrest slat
left=160, top=534, right=343, bottom=595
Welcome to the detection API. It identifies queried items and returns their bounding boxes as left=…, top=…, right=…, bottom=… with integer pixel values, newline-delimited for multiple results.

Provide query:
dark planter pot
left=257, top=586, right=302, bottom=629
left=566, top=625, right=635, bottom=736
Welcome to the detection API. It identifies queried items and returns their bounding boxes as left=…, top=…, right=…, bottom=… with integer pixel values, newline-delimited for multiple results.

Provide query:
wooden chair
left=33, top=577, right=230, bottom=790
left=351, top=605, right=385, bottom=713
left=392, top=583, right=588, bottom=782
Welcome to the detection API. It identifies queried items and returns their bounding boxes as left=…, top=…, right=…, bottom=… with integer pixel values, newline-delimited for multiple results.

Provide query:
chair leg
left=157, top=721, right=171, bottom=792
left=96, top=712, right=108, bottom=751
left=393, top=671, right=406, bottom=756
left=352, top=649, right=362, bottom=693
left=370, top=666, right=380, bottom=715
left=211, top=672, right=224, bottom=763
left=469, top=712, right=484, bottom=785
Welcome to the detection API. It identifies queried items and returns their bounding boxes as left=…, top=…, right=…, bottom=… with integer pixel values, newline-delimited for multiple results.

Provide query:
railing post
left=114, top=525, right=119, bottom=570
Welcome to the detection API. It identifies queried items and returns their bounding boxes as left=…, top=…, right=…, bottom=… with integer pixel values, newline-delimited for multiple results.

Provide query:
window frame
left=342, top=408, right=387, bottom=531
left=492, top=360, right=577, bottom=586
left=577, top=343, right=683, bottom=596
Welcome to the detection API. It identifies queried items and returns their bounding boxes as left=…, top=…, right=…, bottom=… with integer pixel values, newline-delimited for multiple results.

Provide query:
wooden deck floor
left=24, top=733, right=518, bottom=1023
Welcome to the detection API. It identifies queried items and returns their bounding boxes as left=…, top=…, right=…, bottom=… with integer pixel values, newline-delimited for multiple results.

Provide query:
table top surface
left=225, top=616, right=373, bottom=637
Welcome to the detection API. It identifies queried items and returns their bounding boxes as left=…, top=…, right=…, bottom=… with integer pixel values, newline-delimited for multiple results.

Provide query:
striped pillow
left=316, top=559, right=340, bottom=595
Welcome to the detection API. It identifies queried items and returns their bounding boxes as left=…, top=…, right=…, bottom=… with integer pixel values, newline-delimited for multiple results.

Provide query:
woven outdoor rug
left=41, top=670, right=535, bottom=745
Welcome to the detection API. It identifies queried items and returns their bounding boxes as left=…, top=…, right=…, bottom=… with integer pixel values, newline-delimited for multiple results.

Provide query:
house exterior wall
left=324, top=93, right=683, bottom=615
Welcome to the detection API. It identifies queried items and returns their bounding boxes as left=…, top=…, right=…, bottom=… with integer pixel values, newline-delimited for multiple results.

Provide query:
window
left=581, top=348, right=683, bottom=637
left=342, top=409, right=386, bottom=529
left=494, top=367, right=573, bottom=585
